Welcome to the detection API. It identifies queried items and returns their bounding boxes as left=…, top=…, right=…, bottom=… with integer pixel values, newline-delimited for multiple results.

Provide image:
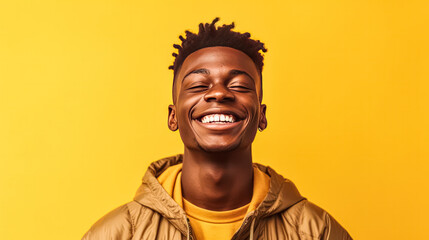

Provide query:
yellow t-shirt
left=157, top=163, right=270, bottom=240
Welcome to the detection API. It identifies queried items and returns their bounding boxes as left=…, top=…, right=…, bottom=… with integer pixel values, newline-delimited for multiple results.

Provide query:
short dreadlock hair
left=169, top=18, right=267, bottom=102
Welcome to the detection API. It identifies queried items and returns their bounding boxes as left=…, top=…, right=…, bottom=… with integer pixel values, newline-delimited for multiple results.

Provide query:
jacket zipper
left=186, top=217, right=195, bottom=240
left=231, top=212, right=255, bottom=240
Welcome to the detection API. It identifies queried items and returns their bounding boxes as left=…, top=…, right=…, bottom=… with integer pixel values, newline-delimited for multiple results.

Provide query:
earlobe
left=168, top=105, right=178, bottom=131
left=258, top=104, right=267, bottom=131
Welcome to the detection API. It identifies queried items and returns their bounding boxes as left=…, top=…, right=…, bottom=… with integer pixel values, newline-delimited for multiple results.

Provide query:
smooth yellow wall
left=1, top=0, right=428, bottom=239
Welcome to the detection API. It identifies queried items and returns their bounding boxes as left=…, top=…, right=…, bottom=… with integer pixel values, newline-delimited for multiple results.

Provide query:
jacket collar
left=133, top=155, right=306, bottom=234
left=251, top=163, right=306, bottom=217
left=133, top=155, right=188, bottom=235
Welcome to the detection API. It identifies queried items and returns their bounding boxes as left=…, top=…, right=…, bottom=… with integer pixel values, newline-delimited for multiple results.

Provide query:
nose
left=204, top=84, right=235, bottom=102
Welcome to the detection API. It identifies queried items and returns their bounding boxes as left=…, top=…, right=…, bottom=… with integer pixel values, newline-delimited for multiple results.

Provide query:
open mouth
left=192, top=110, right=245, bottom=131
left=199, top=114, right=237, bottom=124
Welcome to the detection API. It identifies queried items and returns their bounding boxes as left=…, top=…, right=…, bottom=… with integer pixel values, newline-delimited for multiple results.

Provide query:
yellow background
left=1, top=0, right=428, bottom=239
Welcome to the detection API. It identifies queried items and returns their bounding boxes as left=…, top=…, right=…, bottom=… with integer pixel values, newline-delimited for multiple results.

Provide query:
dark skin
left=168, top=47, right=267, bottom=211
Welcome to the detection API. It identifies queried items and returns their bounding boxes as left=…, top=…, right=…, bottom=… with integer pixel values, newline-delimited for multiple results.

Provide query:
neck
left=181, top=147, right=254, bottom=211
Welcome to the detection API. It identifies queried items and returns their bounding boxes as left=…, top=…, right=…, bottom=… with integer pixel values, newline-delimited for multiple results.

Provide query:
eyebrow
left=182, top=68, right=255, bottom=82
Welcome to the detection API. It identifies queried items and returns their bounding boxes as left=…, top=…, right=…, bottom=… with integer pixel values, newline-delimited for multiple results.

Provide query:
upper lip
left=192, top=109, right=245, bottom=121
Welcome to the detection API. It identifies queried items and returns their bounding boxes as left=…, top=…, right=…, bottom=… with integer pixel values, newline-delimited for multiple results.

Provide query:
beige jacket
left=83, top=155, right=352, bottom=240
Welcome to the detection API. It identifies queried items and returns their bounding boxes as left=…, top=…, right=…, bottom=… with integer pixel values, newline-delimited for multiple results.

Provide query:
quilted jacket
left=83, top=155, right=352, bottom=240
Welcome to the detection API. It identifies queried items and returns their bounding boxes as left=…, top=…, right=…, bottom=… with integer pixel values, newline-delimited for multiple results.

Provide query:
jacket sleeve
left=82, top=204, right=133, bottom=240
left=299, top=201, right=352, bottom=240
left=322, top=212, right=353, bottom=240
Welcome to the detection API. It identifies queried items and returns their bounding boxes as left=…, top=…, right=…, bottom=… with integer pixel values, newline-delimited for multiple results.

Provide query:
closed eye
left=229, top=85, right=251, bottom=91
left=188, top=85, right=208, bottom=90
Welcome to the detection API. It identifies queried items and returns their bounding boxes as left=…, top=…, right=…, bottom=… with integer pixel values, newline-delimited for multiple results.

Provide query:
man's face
left=168, top=46, right=267, bottom=152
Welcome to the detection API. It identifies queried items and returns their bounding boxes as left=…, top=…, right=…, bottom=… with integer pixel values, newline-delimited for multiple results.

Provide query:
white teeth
left=200, top=114, right=236, bottom=124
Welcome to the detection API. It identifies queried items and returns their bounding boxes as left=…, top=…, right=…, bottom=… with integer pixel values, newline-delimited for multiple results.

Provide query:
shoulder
left=82, top=202, right=141, bottom=240
left=281, top=200, right=353, bottom=240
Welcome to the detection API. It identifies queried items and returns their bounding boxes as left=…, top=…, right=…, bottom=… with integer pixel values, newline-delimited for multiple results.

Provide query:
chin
left=197, top=141, right=241, bottom=153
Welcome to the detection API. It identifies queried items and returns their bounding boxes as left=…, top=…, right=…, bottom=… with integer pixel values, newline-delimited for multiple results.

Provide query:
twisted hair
left=169, top=18, right=267, bottom=78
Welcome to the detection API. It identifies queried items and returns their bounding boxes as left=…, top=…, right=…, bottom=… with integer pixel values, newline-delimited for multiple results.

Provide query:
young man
left=83, top=18, right=352, bottom=240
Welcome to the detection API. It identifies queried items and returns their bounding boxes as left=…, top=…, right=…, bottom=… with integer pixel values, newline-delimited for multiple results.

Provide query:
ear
left=258, top=104, right=267, bottom=131
left=168, top=105, right=178, bottom=131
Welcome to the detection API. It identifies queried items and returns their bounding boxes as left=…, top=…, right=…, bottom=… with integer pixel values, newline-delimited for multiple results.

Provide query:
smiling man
left=83, top=18, right=352, bottom=240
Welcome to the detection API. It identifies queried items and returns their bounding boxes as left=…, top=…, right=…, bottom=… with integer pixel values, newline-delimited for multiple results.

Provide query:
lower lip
left=193, top=120, right=242, bottom=131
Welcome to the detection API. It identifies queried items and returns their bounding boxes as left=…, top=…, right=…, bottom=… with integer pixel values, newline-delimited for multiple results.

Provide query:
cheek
left=176, top=94, right=201, bottom=122
left=239, top=95, right=261, bottom=116
left=245, top=99, right=262, bottom=130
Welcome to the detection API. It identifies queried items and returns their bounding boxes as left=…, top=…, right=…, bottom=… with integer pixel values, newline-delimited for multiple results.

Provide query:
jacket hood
left=251, top=163, right=306, bottom=217
left=133, top=154, right=305, bottom=229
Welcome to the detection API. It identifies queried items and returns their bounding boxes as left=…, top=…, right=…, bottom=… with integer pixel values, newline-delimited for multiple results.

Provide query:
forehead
left=178, top=46, right=259, bottom=77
